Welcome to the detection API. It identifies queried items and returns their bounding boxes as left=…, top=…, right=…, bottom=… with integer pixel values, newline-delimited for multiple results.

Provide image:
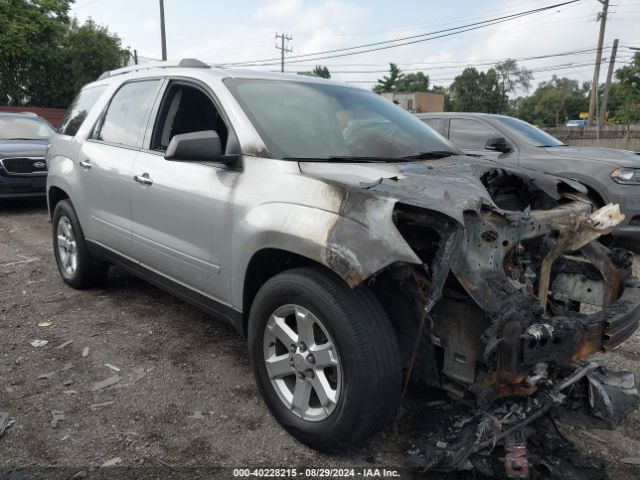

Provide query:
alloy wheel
left=56, top=216, right=78, bottom=276
left=263, top=304, right=342, bottom=422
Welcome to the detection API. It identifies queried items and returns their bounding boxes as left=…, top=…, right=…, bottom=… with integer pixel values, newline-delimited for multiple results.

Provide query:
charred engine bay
left=360, top=163, right=640, bottom=477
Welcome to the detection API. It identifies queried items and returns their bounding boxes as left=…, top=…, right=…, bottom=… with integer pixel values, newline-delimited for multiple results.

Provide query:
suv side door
left=130, top=79, right=239, bottom=304
left=80, top=79, right=162, bottom=256
left=448, top=117, right=518, bottom=165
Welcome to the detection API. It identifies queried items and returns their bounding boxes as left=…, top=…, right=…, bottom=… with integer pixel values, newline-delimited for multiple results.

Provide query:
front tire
left=52, top=199, right=108, bottom=289
left=248, top=267, right=402, bottom=452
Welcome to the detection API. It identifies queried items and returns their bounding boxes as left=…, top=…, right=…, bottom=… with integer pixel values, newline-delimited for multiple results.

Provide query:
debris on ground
left=190, top=411, right=206, bottom=420
left=37, top=372, right=56, bottom=380
left=0, top=412, right=14, bottom=438
left=101, top=457, right=122, bottom=467
left=60, top=362, right=73, bottom=372
left=30, top=339, right=48, bottom=348
left=403, top=363, right=639, bottom=479
left=63, top=390, right=78, bottom=395
left=620, top=457, right=640, bottom=465
left=90, top=401, right=115, bottom=410
left=56, top=339, right=73, bottom=349
left=82, top=347, right=89, bottom=357
left=37, top=321, right=53, bottom=327
left=104, top=363, right=121, bottom=372
left=50, top=410, right=65, bottom=428
left=91, top=375, right=122, bottom=392
left=71, top=470, right=88, bottom=478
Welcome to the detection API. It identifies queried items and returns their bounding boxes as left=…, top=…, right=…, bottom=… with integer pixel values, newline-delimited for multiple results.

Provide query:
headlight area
left=611, top=167, right=640, bottom=185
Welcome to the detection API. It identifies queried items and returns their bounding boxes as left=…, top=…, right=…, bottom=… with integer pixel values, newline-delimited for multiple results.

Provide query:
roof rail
left=98, top=58, right=210, bottom=80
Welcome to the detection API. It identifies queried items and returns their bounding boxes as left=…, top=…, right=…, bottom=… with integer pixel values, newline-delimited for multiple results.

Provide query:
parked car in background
left=417, top=112, right=640, bottom=239
left=566, top=119, right=587, bottom=128
left=0, top=112, right=54, bottom=199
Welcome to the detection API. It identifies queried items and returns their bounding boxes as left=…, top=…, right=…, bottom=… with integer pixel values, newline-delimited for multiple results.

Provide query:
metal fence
left=543, top=125, right=640, bottom=151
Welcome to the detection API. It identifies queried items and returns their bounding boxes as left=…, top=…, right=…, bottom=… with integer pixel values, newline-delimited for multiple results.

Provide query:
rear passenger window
left=58, top=85, right=107, bottom=136
left=422, top=118, right=445, bottom=136
left=93, top=80, right=160, bottom=148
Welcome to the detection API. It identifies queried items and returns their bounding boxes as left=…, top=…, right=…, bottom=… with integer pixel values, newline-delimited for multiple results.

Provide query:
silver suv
left=47, top=60, right=640, bottom=453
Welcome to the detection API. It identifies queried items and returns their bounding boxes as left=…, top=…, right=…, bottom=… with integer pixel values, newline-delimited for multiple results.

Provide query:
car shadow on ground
left=0, top=198, right=48, bottom=215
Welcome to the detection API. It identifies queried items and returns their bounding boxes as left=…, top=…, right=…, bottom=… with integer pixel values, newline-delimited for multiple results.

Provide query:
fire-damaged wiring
left=472, top=362, right=597, bottom=454
left=401, top=361, right=639, bottom=477
left=400, top=269, right=431, bottom=402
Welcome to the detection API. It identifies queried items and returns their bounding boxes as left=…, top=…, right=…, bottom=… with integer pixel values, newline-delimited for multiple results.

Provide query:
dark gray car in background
left=417, top=112, right=640, bottom=239
left=0, top=112, right=54, bottom=198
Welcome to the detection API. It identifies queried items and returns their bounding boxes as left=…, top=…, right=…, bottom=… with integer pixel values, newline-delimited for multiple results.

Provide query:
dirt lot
left=1, top=199, right=640, bottom=479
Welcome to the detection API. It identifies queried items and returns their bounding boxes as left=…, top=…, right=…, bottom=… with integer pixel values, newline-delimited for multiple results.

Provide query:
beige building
left=381, top=91, right=445, bottom=113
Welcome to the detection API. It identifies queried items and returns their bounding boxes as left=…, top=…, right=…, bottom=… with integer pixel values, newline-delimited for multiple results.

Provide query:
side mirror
left=485, top=137, right=511, bottom=153
left=165, top=130, right=227, bottom=162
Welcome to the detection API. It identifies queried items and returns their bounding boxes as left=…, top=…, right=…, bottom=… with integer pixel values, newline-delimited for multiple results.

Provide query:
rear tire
left=248, top=267, right=402, bottom=452
left=52, top=199, right=108, bottom=289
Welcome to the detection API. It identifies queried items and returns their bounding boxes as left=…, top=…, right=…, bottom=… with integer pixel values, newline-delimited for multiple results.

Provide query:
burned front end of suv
left=307, top=156, right=640, bottom=471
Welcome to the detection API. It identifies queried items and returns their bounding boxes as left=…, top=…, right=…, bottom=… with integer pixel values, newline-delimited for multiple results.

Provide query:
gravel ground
left=1, top=199, right=639, bottom=480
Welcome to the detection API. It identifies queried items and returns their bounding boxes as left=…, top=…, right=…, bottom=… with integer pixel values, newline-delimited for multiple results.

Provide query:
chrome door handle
left=133, top=173, right=153, bottom=186
left=79, top=159, right=91, bottom=169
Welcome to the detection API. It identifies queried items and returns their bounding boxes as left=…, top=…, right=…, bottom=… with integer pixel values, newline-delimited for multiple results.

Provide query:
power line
left=344, top=57, right=627, bottom=85
left=291, top=0, right=563, bottom=37
left=219, top=0, right=582, bottom=67
left=323, top=47, right=609, bottom=74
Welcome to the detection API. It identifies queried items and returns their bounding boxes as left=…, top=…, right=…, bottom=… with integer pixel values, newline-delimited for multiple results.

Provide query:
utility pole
left=275, top=33, right=292, bottom=73
left=599, top=38, right=618, bottom=126
left=587, top=0, right=609, bottom=126
left=159, top=0, right=167, bottom=61
left=133, top=49, right=138, bottom=65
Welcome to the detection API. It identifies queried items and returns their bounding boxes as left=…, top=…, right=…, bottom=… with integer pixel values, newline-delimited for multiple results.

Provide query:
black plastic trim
left=86, top=240, right=244, bottom=335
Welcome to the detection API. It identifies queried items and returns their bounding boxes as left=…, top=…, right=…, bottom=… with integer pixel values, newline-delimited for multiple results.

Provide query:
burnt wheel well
left=48, top=187, right=69, bottom=217
left=243, top=249, right=341, bottom=334
left=585, top=186, right=605, bottom=208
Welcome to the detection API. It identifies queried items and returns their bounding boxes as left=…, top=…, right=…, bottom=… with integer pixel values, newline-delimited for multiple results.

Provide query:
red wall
left=0, top=105, right=67, bottom=128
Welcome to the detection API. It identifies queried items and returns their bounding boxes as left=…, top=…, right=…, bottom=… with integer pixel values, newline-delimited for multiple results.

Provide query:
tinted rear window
left=58, top=85, right=107, bottom=136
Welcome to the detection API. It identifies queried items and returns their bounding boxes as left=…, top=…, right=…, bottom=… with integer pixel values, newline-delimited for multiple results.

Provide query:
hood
left=299, top=155, right=586, bottom=224
left=543, top=145, right=640, bottom=168
left=0, top=139, right=49, bottom=159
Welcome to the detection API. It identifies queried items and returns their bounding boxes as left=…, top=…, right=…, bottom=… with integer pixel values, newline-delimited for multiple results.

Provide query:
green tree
left=373, top=63, right=404, bottom=93
left=0, top=0, right=71, bottom=105
left=515, top=76, right=588, bottom=126
left=0, top=0, right=130, bottom=107
left=396, top=71, right=430, bottom=92
left=448, top=67, right=504, bottom=113
left=54, top=19, right=130, bottom=105
left=311, top=65, right=331, bottom=79
left=614, top=52, right=640, bottom=125
left=495, top=59, right=533, bottom=112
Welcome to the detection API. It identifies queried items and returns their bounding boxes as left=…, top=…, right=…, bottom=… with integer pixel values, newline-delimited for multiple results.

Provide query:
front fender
left=231, top=197, right=421, bottom=309
left=46, top=155, right=78, bottom=215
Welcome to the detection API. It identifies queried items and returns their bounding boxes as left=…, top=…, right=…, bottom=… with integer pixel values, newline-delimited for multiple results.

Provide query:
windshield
left=494, top=116, right=565, bottom=147
left=224, top=78, right=459, bottom=160
left=0, top=116, right=54, bottom=140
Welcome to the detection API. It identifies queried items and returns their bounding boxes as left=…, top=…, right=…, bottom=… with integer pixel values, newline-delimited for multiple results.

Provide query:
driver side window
left=449, top=118, right=501, bottom=150
left=151, top=83, right=229, bottom=152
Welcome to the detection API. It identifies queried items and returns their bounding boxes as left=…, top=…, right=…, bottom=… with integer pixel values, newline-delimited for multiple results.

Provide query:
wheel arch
left=242, top=248, right=350, bottom=336
left=47, top=185, right=70, bottom=218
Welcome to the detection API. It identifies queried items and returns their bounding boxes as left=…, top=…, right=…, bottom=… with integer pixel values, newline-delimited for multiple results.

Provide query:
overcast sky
left=73, top=0, right=640, bottom=92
